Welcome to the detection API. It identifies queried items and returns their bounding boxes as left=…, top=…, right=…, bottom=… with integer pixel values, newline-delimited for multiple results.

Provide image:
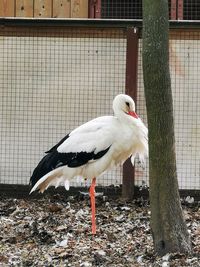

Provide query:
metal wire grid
left=0, top=27, right=126, bottom=186
left=101, top=0, right=172, bottom=20
left=183, top=0, right=200, bottom=20
left=101, top=1, right=200, bottom=21
left=136, top=30, right=200, bottom=190
left=170, top=30, right=200, bottom=190
left=101, top=0, right=142, bottom=19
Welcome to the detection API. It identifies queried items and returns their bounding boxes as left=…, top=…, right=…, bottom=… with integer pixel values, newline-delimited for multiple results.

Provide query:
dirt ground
left=0, top=193, right=199, bottom=267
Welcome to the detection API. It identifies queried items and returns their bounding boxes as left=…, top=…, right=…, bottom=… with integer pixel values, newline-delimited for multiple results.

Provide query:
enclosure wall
left=0, top=20, right=200, bottom=192
left=0, top=24, right=126, bottom=187
left=136, top=29, right=200, bottom=190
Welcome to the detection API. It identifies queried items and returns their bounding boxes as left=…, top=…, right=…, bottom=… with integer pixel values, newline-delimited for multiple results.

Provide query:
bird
left=30, top=94, right=148, bottom=234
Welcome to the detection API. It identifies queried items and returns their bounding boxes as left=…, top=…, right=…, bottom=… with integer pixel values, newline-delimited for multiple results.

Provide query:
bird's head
left=113, top=94, right=139, bottom=120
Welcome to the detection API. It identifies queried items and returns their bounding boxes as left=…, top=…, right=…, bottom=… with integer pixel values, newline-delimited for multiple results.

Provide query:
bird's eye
left=125, top=102, right=130, bottom=107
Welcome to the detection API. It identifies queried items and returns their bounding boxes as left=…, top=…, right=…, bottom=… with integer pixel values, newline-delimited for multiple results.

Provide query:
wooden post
left=122, top=27, right=139, bottom=199
left=94, top=0, right=101, bottom=18
left=177, top=0, right=183, bottom=20
left=89, top=0, right=101, bottom=18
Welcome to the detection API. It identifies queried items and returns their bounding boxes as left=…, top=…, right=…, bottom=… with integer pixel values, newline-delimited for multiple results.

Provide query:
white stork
left=30, top=94, right=148, bottom=234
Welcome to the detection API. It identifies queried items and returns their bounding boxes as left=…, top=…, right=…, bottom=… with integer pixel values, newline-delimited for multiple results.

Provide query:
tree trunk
left=142, top=0, right=191, bottom=255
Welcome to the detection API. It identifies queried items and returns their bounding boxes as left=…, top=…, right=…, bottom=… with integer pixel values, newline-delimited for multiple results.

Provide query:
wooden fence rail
left=0, top=0, right=88, bottom=18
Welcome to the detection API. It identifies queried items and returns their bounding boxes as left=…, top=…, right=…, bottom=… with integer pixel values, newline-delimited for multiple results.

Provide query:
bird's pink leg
left=89, top=177, right=96, bottom=235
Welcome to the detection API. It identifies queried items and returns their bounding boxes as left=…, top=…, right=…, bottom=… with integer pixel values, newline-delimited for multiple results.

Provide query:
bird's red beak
left=128, top=111, right=139, bottom=119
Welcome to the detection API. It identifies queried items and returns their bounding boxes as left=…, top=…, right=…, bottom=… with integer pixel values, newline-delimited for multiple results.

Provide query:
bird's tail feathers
left=30, top=152, right=57, bottom=188
left=30, top=167, right=70, bottom=194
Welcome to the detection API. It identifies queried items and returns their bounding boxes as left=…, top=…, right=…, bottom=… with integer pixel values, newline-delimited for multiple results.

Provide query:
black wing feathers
left=66, top=146, right=110, bottom=167
left=30, top=146, right=111, bottom=188
left=45, top=134, right=70, bottom=153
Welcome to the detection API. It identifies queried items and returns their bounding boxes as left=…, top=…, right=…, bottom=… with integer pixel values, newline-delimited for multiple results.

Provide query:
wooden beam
left=16, top=0, right=34, bottom=17
left=88, top=0, right=95, bottom=18
left=52, top=0, right=70, bottom=18
left=89, top=0, right=101, bottom=18
left=170, top=0, right=177, bottom=20
left=0, top=0, right=15, bottom=17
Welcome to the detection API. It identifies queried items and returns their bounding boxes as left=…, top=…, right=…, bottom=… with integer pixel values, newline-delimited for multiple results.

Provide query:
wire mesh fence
left=101, top=0, right=173, bottom=20
left=136, top=29, right=200, bottom=190
left=101, top=0, right=142, bottom=19
left=183, top=0, right=200, bottom=20
left=101, top=0, right=200, bottom=21
left=0, top=25, right=126, bottom=187
left=0, top=19, right=200, bottom=192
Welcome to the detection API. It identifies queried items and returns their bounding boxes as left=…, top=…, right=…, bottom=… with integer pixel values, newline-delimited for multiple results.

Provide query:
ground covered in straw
left=0, top=193, right=199, bottom=266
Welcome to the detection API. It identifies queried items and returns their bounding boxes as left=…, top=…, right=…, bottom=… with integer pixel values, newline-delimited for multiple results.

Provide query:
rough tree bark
left=142, top=0, right=191, bottom=255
